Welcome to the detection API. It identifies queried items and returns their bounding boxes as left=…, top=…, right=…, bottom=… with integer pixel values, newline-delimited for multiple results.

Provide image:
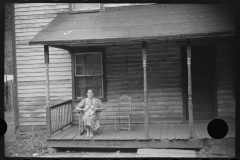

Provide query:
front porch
left=47, top=122, right=235, bottom=148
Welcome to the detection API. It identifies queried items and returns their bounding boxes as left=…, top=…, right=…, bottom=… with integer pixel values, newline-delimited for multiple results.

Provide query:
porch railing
left=46, top=100, right=72, bottom=138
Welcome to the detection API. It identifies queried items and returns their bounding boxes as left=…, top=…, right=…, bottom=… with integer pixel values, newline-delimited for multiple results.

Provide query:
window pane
left=85, top=65, right=93, bottom=75
left=76, top=87, right=85, bottom=98
left=76, top=55, right=84, bottom=64
left=93, top=64, right=102, bottom=75
left=76, top=65, right=85, bottom=75
left=86, top=54, right=101, bottom=64
left=94, top=87, right=102, bottom=97
left=76, top=77, right=84, bottom=87
left=94, top=76, right=103, bottom=97
left=75, top=52, right=104, bottom=99
left=85, top=76, right=93, bottom=86
left=94, top=76, right=102, bottom=87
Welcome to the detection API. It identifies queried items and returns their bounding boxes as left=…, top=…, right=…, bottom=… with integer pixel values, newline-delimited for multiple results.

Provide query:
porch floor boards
left=49, top=122, right=235, bottom=141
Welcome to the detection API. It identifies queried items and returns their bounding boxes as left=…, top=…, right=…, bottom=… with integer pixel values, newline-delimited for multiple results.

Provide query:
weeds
left=5, top=132, right=48, bottom=157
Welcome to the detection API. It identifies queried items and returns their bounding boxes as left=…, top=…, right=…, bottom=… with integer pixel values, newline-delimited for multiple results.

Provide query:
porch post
left=187, top=39, right=193, bottom=138
left=142, top=41, right=149, bottom=139
left=44, top=45, right=51, bottom=138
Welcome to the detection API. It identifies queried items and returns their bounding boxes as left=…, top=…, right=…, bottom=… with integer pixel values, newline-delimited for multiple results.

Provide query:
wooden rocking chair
left=78, top=108, right=105, bottom=135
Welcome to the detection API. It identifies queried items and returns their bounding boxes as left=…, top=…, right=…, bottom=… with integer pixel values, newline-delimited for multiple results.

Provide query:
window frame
left=71, top=47, right=107, bottom=102
left=69, top=3, right=103, bottom=13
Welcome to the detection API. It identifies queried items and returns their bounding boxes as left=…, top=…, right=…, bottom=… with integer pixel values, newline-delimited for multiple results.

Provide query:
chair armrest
left=96, top=108, right=106, bottom=112
left=76, top=109, right=84, bottom=116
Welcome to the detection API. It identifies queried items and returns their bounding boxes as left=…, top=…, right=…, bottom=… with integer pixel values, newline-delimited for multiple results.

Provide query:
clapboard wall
left=216, top=39, right=235, bottom=119
left=72, top=41, right=185, bottom=124
left=72, top=38, right=236, bottom=124
left=14, top=3, right=235, bottom=135
left=14, top=3, right=157, bottom=135
left=191, top=37, right=236, bottom=121
left=14, top=3, right=71, bottom=133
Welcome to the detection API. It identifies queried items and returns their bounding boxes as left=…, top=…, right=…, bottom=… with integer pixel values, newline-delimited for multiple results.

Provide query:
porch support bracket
left=142, top=41, right=149, bottom=139
left=187, top=39, right=193, bottom=138
left=44, top=45, right=51, bottom=138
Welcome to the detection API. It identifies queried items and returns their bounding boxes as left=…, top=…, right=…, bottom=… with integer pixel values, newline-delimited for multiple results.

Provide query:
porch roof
left=29, top=4, right=235, bottom=46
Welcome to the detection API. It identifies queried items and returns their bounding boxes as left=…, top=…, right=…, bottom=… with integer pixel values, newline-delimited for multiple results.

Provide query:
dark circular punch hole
left=0, top=118, right=7, bottom=137
left=207, top=119, right=228, bottom=139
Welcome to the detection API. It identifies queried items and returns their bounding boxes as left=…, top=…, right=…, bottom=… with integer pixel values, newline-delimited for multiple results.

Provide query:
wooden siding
left=191, top=38, right=235, bottom=120
left=147, top=41, right=184, bottom=121
left=14, top=3, right=71, bottom=126
left=15, top=3, right=235, bottom=134
left=72, top=41, right=185, bottom=124
left=216, top=40, right=235, bottom=118
left=14, top=3, right=164, bottom=134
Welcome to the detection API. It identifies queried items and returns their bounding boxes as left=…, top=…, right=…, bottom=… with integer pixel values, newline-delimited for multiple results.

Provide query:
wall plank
left=15, top=1, right=87, bottom=130
left=216, top=43, right=235, bottom=118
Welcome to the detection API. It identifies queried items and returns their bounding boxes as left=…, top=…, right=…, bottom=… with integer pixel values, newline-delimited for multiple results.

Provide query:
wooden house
left=12, top=3, right=236, bottom=149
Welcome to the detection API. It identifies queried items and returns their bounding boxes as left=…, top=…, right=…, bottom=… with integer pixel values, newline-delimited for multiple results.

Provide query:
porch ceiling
left=29, top=4, right=235, bottom=46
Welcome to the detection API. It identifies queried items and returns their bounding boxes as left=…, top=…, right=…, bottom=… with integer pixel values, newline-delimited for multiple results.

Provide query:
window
left=74, top=52, right=105, bottom=99
left=69, top=3, right=102, bottom=13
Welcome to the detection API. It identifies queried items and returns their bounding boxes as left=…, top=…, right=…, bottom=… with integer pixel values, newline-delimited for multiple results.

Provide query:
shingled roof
left=29, top=4, right=235, bottom=45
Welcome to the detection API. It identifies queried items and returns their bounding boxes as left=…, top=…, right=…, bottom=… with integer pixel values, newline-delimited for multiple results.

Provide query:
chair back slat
left=119, top=95, right=132, bottom=113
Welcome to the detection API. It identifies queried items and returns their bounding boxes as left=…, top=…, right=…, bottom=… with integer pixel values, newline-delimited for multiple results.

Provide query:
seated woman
left=75, top=89, right=105, bottom=137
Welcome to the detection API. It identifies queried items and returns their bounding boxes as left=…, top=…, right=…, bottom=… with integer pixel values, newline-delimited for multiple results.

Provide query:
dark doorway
left=181, top=45, right=216, bottom=120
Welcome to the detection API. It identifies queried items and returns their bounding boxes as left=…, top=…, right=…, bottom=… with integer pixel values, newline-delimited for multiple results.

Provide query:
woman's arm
left=77, top=99, right=85, bottom=108
left=75, top=99, right=86, bottom=111
left=95, top=99, right=105, bottom=111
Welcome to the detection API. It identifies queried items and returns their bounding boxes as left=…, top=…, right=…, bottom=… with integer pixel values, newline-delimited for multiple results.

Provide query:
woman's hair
left=86, top=89, right=94, bottom=94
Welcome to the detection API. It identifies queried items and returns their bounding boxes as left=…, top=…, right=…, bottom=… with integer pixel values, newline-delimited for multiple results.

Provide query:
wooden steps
left=136, top=149, right=197, bottom=157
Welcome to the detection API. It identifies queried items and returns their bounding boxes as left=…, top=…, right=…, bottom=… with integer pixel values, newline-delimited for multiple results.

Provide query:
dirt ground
left=4, top=110, right=136, bottom=157
left=4, top=110, right=16, bottom=140
left=4, top=110, right=234, bottom=158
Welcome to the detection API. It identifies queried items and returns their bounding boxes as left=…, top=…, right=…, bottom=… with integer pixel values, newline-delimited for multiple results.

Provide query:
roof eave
left=29, top=31, right=236, bottom=46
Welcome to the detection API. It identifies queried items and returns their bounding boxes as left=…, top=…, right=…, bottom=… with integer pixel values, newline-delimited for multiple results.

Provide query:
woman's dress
left=76, top=98, right=103, bottom=130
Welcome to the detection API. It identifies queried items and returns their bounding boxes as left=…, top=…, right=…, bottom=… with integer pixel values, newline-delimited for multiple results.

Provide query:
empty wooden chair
left=115, top=95, right=132, bottom=132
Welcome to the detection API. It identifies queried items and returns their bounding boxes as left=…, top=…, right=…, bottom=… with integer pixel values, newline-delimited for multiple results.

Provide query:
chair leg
left=98, top=127, right=100, bottom=135
left=119, top=117, right=120, bottom=129
left=129, top=116, right=130, bottom=132
left=79, top=124, right=81, bottom=135
left=79, top=114, right=81, bottom=135
left=115, top=116, right=117, bottom=132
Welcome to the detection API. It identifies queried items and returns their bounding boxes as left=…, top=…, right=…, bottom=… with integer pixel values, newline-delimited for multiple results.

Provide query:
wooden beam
left=48, top=45, right=71, bottom=51
left=142, top=41, right=149, bottom=139
left=47, top=138, right=203, bottom=149
left=44, top=45, right=51, bottom=138
left=44, top=45, right=49, bottom=64
left=187, top=39, right=193, bottom=138
left=71, top=53, right=75, bottom=100
left=212, top=46, right=218, bottom=119
left=231, top=38, right=236, bottom=98
left=11, top=3, right=19, bottom=134
left=181, top=46, right=188, bottom=121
